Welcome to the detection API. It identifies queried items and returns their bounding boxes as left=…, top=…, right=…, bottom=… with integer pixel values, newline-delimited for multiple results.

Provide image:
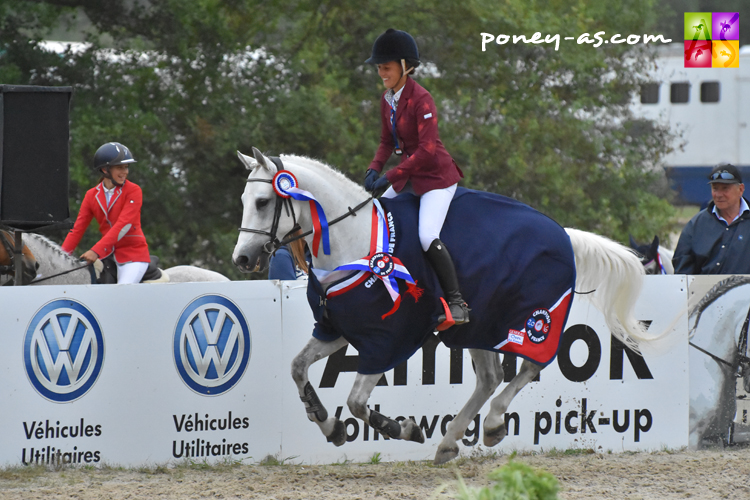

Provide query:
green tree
left=0, top=0, right=676, bottom=277
left=269, top=0, right=676, bottom=241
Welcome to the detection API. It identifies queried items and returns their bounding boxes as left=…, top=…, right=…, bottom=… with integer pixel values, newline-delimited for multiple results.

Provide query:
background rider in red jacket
left=62, top=142, right=151, bottom=284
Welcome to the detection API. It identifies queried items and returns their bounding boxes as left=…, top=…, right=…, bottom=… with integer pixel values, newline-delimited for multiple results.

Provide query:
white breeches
left=382, top=183, right=457, bottom=251
left=116, top=261, right=148, bottom=284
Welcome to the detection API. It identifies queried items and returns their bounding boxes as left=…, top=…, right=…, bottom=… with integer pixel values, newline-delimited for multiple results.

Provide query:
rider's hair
left=288, top=230, right=309, bottom=274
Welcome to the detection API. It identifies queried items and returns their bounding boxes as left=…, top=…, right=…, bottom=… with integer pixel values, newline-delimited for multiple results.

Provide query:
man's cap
left=708, top=163, right=743, bottom=184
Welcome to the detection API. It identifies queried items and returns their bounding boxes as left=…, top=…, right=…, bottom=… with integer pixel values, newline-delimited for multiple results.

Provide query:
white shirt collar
left=385, top=85, right=405, bottom=109
left=102, top=183, right=117, bottom=207
left=712, top=197, right=749, bottom=224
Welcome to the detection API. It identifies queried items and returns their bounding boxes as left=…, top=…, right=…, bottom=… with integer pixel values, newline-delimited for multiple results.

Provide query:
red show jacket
left=367, top=77, right=463, bottom=196
left=62, top=180, right=150, bottom=263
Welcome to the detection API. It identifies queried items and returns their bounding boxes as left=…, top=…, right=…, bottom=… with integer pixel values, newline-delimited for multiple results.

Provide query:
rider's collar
left=385, top=85, right=405, bottom=109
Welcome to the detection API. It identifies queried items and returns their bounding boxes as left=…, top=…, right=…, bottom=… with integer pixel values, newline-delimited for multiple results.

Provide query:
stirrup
left=437, top=298, right=471, bottom=331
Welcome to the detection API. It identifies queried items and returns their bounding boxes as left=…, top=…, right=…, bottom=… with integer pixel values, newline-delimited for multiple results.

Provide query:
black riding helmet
left=93, top=142, right=136, bottom=185
left=365, top=29, right=421, bottom=68
left=93, top=142, right=136, bottom=171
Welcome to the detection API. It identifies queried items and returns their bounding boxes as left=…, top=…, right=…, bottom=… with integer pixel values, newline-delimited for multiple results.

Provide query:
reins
left=30, top=261, right=95, bottom=284
left=238, top=156, right=373, bottom=257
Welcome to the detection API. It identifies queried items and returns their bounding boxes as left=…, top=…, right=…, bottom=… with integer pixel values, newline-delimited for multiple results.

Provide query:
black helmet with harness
left=365, top=29, right=421, bottom=73
left=93, top=142, right=136, bottom=186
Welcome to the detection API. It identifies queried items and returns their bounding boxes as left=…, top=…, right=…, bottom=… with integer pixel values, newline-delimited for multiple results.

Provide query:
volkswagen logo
left=173, top=295, right=251, bottom=395
left=23, top=299, right=105, bottom=403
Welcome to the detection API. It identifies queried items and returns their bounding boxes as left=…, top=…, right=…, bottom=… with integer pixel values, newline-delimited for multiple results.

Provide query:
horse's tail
left=565, top=228, right=655, bottom=353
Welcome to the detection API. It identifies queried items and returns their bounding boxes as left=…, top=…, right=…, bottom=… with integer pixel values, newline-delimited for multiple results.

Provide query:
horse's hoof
left=403, top=419, right=425, bottom=443
left=433, top=444, right=459, bottom=465
left=483, top=423, right=507, bottom=447
left=326, top=419, right=347, bottom=447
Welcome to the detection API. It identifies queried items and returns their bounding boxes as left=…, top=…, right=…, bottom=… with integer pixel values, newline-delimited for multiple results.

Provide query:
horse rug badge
left=526, top=308, right=552, bottom=344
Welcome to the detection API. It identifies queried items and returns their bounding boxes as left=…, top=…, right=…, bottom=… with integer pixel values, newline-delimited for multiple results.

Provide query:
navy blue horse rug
left=308, top=188, right=576, bottom=374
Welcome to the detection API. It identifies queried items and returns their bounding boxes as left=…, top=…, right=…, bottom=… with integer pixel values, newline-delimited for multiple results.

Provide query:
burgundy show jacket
left=62, top=180, right=150, bottom=263
left=367, top=77, right=463, bottom=196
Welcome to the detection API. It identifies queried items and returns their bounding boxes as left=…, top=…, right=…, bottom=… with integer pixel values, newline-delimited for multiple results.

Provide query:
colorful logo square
left=684, top=12, right=713, bottom=41
left=713, top=12, right=739, bottom=40
left=685, top=12, right=739, bottom=68
left=684, top=40, right=712, bottom=67
left=714, top=40, right=740, bottom=68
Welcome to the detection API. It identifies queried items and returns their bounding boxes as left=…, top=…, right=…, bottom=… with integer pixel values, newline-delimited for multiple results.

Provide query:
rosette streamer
left=320, top=200, right=415, bottom=319
left=273, top=171, right=330, bottom=257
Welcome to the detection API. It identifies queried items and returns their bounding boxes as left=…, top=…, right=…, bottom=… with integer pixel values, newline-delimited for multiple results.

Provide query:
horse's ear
left=628, top=234, right=637, bottom=249
left=650, top=235, right=660, bottom=254
left=251, top=147, right=276, bottom=174
left=237, top=151, right=258, bottom=171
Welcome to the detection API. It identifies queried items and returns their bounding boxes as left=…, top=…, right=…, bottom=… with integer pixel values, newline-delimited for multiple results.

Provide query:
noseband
left=238, top=157, right=372, bottom=257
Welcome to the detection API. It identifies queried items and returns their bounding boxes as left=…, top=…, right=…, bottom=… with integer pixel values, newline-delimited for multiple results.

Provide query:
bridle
left=238, top=156, right=372, bottom=259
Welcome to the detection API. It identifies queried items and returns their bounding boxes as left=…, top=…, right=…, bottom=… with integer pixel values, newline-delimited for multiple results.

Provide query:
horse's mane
left=279, top=154, right=367, bottom=196
left=689, top=275, right=750, bottom=326
left=24, top=233, right=81, bottom=266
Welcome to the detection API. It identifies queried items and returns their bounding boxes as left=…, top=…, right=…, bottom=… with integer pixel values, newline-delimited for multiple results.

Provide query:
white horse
left=232, top=148, right=664, bottom=464
left=21, top=233, right=230, bottom=284
left=688, top=276, right=750, bottom=448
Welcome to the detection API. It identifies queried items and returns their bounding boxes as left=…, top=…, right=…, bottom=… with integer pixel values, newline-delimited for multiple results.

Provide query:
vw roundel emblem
left=173, top=295, right=251, bottom=396
left=23, top=299, right=105, bottom=403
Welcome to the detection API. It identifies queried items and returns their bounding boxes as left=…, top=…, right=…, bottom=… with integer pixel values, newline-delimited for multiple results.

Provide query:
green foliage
left=0, top=0, right=678, bottom=275
left=452, top=456, right=559, bottom=500
left=369, top=452, right=382, bottom=464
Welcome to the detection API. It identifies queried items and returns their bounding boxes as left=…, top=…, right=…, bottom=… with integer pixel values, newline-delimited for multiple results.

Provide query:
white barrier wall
left=0, top=275, right=689, bottom=466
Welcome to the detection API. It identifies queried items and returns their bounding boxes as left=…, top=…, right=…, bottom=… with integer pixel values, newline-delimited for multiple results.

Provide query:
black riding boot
left=425, top=239, right=470, bottom=325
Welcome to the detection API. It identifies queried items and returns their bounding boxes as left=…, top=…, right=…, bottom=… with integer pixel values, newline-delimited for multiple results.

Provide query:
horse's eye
left=255, top=198, right=270, bottom=210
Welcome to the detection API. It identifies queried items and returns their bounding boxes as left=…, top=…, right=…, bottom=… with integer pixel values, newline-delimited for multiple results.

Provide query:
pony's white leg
left=483, top=358, right=543, bottom=447
left=347, top=373, right=426, bottom=444
left=434, top=349, right=503, bottom=465
left=291, top=336, right=349, bottom=446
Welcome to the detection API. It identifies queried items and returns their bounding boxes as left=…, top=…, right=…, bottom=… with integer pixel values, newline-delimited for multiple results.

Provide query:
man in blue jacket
left=673, top=163, right=750, bottom=274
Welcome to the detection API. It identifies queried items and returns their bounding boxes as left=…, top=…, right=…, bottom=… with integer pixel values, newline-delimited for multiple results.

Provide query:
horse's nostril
left=234, top=255, right=248, bottom=266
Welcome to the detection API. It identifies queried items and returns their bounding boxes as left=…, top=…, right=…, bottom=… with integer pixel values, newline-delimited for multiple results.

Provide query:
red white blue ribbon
left=323, top=200, right=415, bottom=318
left=273, top=171, right=330, bottom=257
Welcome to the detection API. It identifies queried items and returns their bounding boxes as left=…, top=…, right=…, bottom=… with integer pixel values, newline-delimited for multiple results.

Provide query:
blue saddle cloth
left=308, top=188, right=576, bottom=374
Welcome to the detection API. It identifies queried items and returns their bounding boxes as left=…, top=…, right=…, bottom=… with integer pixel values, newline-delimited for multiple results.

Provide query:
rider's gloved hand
left=372, top=175, right=390, bottom=193
left=364, top=169, right=379, bottom=191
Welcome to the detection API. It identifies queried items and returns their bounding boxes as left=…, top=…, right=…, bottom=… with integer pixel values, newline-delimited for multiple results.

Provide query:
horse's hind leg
left=483, top=358, right=543, bottom=447
left=347, top=373, right=426, bottom=444
left=434, top=349, right=503, bottom=465
left=291, top=337, right=349, bottom=446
